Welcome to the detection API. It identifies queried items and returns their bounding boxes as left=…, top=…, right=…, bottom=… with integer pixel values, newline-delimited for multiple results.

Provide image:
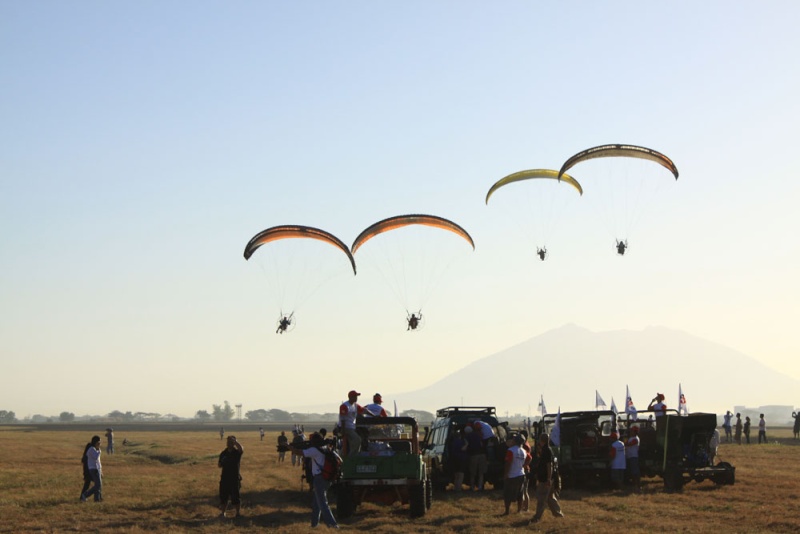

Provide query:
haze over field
left=2, top=3, right=799, bottom=418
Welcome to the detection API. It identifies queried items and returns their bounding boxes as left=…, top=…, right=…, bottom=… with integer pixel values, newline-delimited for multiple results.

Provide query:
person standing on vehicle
left=530, top=433, right=563, bottom=524
left=647, top=394, right=667, bottom=421
left=291, top=432, right=339, bottom=529
left=339, top=390, right=366, bottom=456
left=758, top=414, right=767, bottom=444
left=218, top=435, right=243, bottom=518
left=364, top=393, right=388, bottom=417
left=81, top=435, right=103, bottom=502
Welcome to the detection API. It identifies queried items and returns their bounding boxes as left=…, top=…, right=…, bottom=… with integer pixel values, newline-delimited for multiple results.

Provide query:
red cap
left=348, top=390, right=360, bottom=397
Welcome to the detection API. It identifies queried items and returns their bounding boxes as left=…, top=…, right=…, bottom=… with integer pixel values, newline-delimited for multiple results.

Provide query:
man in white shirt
left=609, top=432, right=626, bottom=490
left=339, top=390, right=365, bottom=455
left=364, top=393, right=388, bottom=417
left=81, top=435, right=103, bottom=502
left=292, top=433, right=340, bottom=528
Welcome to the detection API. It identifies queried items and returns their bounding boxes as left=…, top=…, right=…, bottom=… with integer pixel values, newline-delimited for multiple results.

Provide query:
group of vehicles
left=324, top=404, right=734, bottom=520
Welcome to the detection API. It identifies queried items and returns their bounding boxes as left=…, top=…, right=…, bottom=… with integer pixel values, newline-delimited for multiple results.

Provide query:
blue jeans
left=311, top=474, right=337, bottom=527
left=84, top=469, right=102, bottom=501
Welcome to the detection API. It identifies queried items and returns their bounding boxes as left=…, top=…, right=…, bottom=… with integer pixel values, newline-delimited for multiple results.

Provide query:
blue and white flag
left=610, top=397, right=618, bottom=415
left=538, top=395, right=547, bottom=418
left=626, top=385, right=638, bottom=420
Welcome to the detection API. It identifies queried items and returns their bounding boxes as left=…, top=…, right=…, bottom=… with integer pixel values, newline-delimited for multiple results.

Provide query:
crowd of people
left=75, top=393, right=799, bottom=528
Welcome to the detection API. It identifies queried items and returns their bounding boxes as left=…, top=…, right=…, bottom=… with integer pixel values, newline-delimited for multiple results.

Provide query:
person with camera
left=291, top=432, right=340, bottom=529
left=218, top=435, right=243, bottom=518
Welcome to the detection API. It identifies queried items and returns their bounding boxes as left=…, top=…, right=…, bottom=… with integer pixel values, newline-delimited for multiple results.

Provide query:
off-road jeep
left=422, top=406, right=509, bottom=490
left=538, top=409, right=735, bottom=491
left=335, top=416, right=431, bottom=518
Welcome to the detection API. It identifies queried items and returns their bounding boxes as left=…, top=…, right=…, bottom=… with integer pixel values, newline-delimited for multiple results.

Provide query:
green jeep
left=336, top=416, right=431, bottom=518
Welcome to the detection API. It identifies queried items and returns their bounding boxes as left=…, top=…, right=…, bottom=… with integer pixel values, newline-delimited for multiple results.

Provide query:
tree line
left=0, top=404, right=436, bottom=424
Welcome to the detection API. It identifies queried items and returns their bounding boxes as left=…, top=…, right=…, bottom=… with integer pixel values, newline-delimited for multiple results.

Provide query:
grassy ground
left=1, top=425, right=798, bottom=533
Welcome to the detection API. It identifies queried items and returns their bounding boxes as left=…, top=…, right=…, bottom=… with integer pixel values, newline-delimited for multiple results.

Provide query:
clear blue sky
left=2, top=2, right=798, bottom=417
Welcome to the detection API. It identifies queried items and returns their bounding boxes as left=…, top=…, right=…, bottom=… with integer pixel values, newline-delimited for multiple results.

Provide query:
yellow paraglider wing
left=243, top=225, right=357, bottom=275
left=485, top=169, right=583, bottom=204
left=557, top=144, right=679, bottom=181
left=351, top=214, right=475, bottom=255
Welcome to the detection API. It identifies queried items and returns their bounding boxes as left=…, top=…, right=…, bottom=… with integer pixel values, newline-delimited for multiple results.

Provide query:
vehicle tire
left=336, top=486, right=355, bottom=519
left=409, top=483, right=426, bottom=518
left=664, top=467, right=684, bottom=492
left=716, top=462, right=736, bottom=485
left=425, top=478, right=432, bottom=510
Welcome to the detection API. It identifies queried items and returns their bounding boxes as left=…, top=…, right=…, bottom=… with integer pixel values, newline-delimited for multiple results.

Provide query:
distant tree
left=245, top=409, right=269, bottom=422
left=107, top=410, right=125, bottom=421
left=195, top=410, right=211, bottom=421
left=212, top=401, right=235, bottom=422
left=267, top=408, right=292, bottom=422
left=0, top=410, right=16, bottom=424
left=59, top=412, right=75, bottom=422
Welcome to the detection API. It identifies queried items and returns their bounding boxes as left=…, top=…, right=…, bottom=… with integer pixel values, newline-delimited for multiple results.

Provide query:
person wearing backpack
left=292, top=432, right=340, bottom=529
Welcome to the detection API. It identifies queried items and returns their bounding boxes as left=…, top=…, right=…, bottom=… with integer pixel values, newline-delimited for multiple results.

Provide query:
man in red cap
left=339, top=390, right=365, bottom=456
left=364, top=393, right=388, bottom=417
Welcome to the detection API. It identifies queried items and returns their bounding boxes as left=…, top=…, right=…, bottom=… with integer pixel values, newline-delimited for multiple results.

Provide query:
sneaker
left=80, top=494, right=87, bottom=503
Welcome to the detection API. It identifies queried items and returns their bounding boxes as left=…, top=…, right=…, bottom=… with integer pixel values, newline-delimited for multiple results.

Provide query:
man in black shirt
left=218, top=435, right=244, bottom=518
left=530, top=433, right=563, bottom=524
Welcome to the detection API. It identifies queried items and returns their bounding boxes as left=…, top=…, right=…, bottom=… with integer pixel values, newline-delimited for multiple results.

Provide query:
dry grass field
left=1, top=425, right=799, bottom=533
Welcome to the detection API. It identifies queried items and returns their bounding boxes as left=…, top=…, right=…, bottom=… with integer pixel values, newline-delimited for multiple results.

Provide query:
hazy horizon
left=2, top=3, right=799, bottom=418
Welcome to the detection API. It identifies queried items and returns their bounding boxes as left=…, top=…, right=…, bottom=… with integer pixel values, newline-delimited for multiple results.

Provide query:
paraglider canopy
left=351, top=214, right=475, bottom=255
left=243, top=224, right=356, bottom=275
left=557, top=144, right=679, bottom=181
left=485, top=169, right=583, bottom=205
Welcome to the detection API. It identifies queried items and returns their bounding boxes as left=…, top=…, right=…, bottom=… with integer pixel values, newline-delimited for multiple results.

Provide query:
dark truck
left=538, top=409, right=734, bottom=491
left=421, top=406, right=510, bottom=490
left=336, top=416, right=431, bottom=518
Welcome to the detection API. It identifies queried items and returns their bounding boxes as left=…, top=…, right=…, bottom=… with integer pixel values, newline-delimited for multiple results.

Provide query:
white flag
left=625, top=385, right=638, bottom=420
left=595, top=390, right=607, bottom=409
left=610, top=397, right=618, bottom=415
left=550, top=407, right=561, bottom=447
left=678, top=383, right=689, bottom=416
left=538, top=395, right=547, bottom=418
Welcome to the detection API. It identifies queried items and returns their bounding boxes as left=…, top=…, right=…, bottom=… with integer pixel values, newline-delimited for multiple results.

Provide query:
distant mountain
left=389, top=324, right=800, bottom=417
